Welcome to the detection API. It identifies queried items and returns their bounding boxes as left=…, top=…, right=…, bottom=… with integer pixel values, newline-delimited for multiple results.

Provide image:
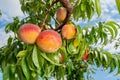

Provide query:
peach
left=56, top=7, right=67, bottom=22
left=62, top=24, right=76, bottom=39
left=36, top=30, right=62, bottom=53
left=82, top=48, right=89, bottom=61
left=82, top=53, right=89, bottom=61
left=18, top=23, right=41, bottom=44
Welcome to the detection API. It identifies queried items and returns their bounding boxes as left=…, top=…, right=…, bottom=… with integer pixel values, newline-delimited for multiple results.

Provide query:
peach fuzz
left=56, top=7, right=67, bottom=22
left=18, top=23, right=41, bottom=44
left=36, top=30, right=62, bottom=53
left=62, top=24, right=76, bottom=39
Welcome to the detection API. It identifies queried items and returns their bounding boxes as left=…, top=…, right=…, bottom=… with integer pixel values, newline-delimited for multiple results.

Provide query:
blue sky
left=0, top=0, right=120, bottom=80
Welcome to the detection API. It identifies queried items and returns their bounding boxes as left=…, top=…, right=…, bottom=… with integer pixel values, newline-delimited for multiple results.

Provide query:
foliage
left=89, top=48, right=120, bottom=74
left=0, top=0, right=120, bottom=80
left=0, top=10, right=2, bottom=17
left=115, top=0, right=120, bottom=13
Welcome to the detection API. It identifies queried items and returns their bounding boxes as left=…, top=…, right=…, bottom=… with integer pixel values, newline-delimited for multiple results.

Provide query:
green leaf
left=17, top=66, right=26, bottom=80
left=113, top=55, right=119, bottom=68
left=74, top=26, right=82, bottom=48
left=17, top=50, right=27, bottom=58
left=26, top=53, right=36, bottom=71
left=109, top=62, right=115, bottom=73
left=67, top=60, right=74, bottom=76
left=76, top=0, right=81, bottom=6
left=95, top=0, right=101, bottom=17
left=102, top=54, right=108, bottom=70
left=99, top=52, right=103, bottom=63
left=39, top=50, right=62, bottom=66
left=116, top=55, right=120, bottom=75
left=0, top=10, right=2, bottom=16
left=49, top=0, right=53, bottom=5
left=59, top=46, right=68, bottom=62
left=104, top=25, right=114, bottom=39
left=7, top=37, right=13, bottom=46
left=81, top=3, right=86, bottom=11
left=106, top=21, right=118, bottom=38
left=102, top=32, right=108, bottom=44
left=10, top=64, right=17, bottom=80
left=68, top=41, right=77, bottom=54
left=96, top=52, right=103, bottom=67
left=32, top=45, right=40, bottom=69
left=73, top=4, right=81, bottom=21
left=38, top=54, right=44, bottom=68
left=47, top=52, right=60, bottom=64
left=88, top=51, right=94, bottom=65
left=86, top=0, right=95, bottom=20
left=10, top=64, right=16, bottom=74
left=5, top=23, right=13, bottom=33
left=115, top=0, right=120, bottom=13
left=109, top=56, right=118, bottom=73
left=3, top=65, right=10, bottom=80
left=21, top=57, right=30, bottom=80
left=43, top=64, right=55, bottom=78
left=55, top=66, right=66, bottom=80
left=75, top=39, right=86, bottom=61
left=86, top=27, right=98, bottom=44
left=94, top=50, right=98, bottom=58
left=66, top=40, right=72, bottom=54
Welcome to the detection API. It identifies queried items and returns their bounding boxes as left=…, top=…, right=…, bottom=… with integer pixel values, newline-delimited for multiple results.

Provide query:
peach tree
left=0, top=0, right=120, bottom=80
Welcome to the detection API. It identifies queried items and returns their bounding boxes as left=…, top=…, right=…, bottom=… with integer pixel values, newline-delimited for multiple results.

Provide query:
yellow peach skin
left=62, top=24, right=76, bottom=39
left=18, top=23, right=41, bottom=44
left=36, top=30, right=62, bottom=53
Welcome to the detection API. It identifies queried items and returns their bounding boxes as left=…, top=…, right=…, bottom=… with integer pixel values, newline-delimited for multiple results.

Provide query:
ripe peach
left=62, top=24, right=76, bottom=39
left=82, top=48, right=89, bottom=61
left=18, top=23, right=41, bottom=44
left=56, top=7, right=67, bottom=22
left=82, top=53, right=89, bottom=61
left=36, top=30, right=62, bottom=53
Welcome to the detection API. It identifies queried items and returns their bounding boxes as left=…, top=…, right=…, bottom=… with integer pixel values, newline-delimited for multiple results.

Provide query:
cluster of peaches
left=18, top=7, right=88, bottom=61
left=18, top=7, right=76, bottom=54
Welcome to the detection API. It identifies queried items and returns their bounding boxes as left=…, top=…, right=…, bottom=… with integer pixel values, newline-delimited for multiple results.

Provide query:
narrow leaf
left=17, top=50, right=27, bottom=58
left=116, top=55, right=120, bottom=75
left=104, top=26, right=114, bottom=39
left=95, top=0, right=101, bottom=17
left=26, top=53, right=36, bottom=71
left=39, top=51, right=62, bottom=66
left=102, top=54, right=108, bottom=69
left=115, top=0, right=120, bottom=13
left=3, top=66, right=10, bottom=80
left=32, top=45, right=40, bottom=69
left=21, top=57, right=30, bottom=80
left=74, top=26, right=82, bottom=48
left=106, top=21, right=118, bottom=38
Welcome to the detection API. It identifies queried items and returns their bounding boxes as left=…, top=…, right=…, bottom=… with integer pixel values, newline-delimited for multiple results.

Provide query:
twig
left=48, top=23, right=54, bottom=29
left=52, top=16, right=60, bottom=25
left=73, top=0, right=79, bottom=7
left=55, top=0, right=73, bottom=31
left=41, top=0, right=59, bottom=30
